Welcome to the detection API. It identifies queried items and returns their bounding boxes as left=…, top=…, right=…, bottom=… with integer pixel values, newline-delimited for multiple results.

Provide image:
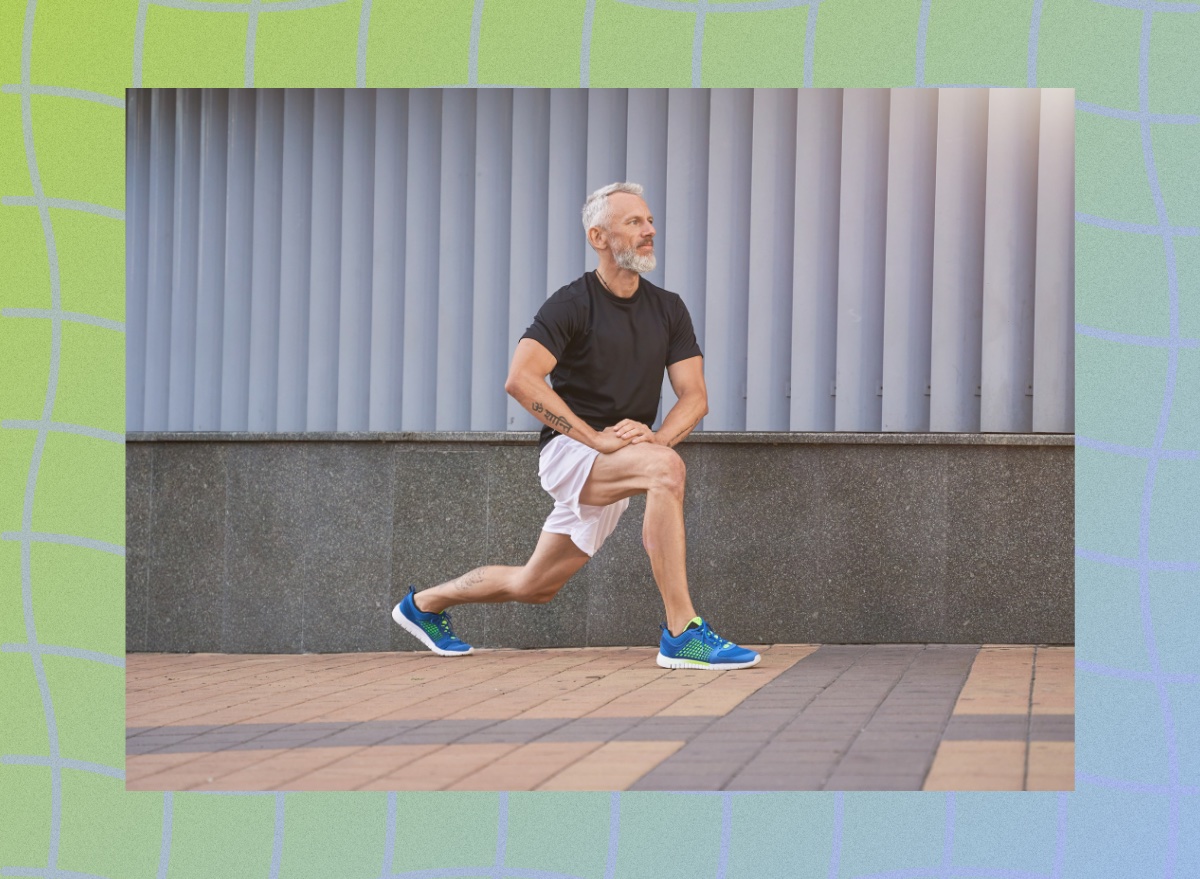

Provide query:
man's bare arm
left=655, top=355, right=708, bottom=448
left=504, top=338, right=630, bottom=454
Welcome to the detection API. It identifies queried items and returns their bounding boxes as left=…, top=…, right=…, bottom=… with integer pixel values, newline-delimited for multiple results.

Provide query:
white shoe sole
left=656, top=652, right=760, bottom=670
left=392, top=604, right=473, bottom=656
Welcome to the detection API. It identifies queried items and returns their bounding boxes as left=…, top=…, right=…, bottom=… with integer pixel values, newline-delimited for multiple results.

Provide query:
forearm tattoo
left=532, top=401, right=573, bottom=434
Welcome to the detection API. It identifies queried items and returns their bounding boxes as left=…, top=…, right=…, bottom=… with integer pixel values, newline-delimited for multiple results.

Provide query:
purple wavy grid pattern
left=1, top=0, right=1196, bottom=876
left=1, top=5, right=128, bottom=879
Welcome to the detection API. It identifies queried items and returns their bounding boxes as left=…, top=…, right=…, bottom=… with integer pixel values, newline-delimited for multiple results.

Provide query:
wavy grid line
left=2, top=308, right=126, bottom=332
left=604, top=791, right=619, bottom=879
left=1028, top=0, right=1043, bottom=85
left=356, top=0, right=372, bottom=87
left=0, top=84, right=124, bottom=108
left=1, top=755, right=123, bottom=781
left=244, top=0, right=262, bottom=87
left=157, top=792, right=173, bottom=879
left=827, top=791, right=843, bottom=879
left=1129, top=8, right=1189, bottom=875
left=468, top=0, right=485, bottom=88
left=580, top=0, right=597, bottom=86
left=1, top=643, right=125, bottom=669
left=1076, top=322, right=1199, bottom=349
left=1075, top=435, right=1197, bottom=460
left=1076, top=547, right=1199, bottom=573
left=1089, top=0, right=1199, bottom=11
left=148, top=0, right=347, bottom=12
left=2, top=421, right=124, bottom=445
left=1052, top=793, right=1068, bottom=879
left=1, top=869, right=111, bottom=879
left=1, top=532, right=126, bottom=557
left=943, top=792, right=956, bottom=873
left=1076, top=99, right=1199, bottom=124
left=691, top=0, right=706, bottom=88
left=269, top=792, right=285, bottom=879
left=915, top=0, right=931, bottom=86
left=493, top=792, right=508, bottom=878
left=1077, top=211, right=1199, bottom=237
left=844, top=868, right=1052, bottom=879
left=2, top=1, right=71, bottom=874
left=1078, top=773, right=1200, bottom=796
left=1078, top=660, right=1198, bottom=684
left=0, top=196, right=123, bottom=221
left=378, top=791, right=396, bottom=878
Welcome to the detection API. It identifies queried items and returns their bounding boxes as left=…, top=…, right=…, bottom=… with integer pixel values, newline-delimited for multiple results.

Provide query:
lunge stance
left=392, top=182, right=759, bottom=670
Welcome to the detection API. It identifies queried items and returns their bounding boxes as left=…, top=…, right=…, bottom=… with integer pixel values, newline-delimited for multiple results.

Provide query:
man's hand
left=609, top=419, right=657, bottom=445
left=593, top=429, right=633, bottom=454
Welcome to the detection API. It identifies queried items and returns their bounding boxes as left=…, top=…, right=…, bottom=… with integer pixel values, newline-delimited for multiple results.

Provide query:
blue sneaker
left=657, top=617, right=760, bottom=670
left=392, top=586, right=473, bottom=656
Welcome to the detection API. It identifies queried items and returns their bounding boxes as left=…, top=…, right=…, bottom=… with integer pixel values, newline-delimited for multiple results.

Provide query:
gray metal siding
left=126, top=87, right=1075, bottom=434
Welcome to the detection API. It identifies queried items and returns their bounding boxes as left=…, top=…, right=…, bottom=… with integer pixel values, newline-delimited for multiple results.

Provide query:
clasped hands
left=604, top=419, right=657, bottom=445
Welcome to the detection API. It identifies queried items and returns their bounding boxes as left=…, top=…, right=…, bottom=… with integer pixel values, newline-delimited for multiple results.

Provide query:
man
left=392, top=182, right=759, bottom=670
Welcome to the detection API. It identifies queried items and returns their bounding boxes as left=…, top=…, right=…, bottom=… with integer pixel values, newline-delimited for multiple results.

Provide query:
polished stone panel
left=223, top=444, right=307, bottom=652
left=125, top=443, right=152, bottom=651
left=391, top=447, right=491, bottom=650
left=303, top=443, right=395, bottom=652
left=127, top=434, right=1073, bottom=651
left=144, top=443, right=226, bottom=652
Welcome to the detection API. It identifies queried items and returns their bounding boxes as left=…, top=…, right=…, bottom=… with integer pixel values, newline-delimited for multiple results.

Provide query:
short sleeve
left=666, top=295, right=703, bottom=366
left=520, top=288, right=585, bottom=361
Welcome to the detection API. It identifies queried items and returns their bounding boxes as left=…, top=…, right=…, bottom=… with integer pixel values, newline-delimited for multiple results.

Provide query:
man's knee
left=511, top=570, right=565, bottom=604
left=648, top=447, right=686, bottom=499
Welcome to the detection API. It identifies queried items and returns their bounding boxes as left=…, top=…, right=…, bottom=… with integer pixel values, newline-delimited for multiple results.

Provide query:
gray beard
left=613, top=242, right=656, bottom=274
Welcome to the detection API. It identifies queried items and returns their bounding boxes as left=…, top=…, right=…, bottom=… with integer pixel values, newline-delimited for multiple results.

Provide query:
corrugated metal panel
left=834, top=88, right=890, bottom=432
left=929, top=88, right=989, bottom=433
left=790, top=89, right=842, bottom=432
left=126, top=87, right=1074, bottom=435
left=1033, top=88, right=1075, bottom=434
left=981, top=88, right=1041, bottom=433
left=881, top=88, right=938, bottom=432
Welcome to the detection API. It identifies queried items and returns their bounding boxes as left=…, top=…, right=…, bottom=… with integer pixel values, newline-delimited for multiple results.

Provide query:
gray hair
left=581, top=182, right=645, bottom=235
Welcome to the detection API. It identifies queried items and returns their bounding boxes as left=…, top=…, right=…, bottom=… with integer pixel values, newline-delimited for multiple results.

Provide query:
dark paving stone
left=458, top=718, right=569, bottom=743
left=944, top=714, right=1030, bottom=741
left=1031, top=714, right=1074, bottom=741
left=538, top=717, right=642, bottom=742
left=613, top=717, right=715, bottom=741
left=822, top=773, right=925, bottom=791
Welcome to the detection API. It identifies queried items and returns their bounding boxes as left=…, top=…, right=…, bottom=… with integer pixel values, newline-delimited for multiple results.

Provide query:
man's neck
left=595, top=263, right=640, bottom=299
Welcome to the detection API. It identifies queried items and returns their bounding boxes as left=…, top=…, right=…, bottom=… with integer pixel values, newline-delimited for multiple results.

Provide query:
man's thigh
left=578, top=442, right=679, bottom=507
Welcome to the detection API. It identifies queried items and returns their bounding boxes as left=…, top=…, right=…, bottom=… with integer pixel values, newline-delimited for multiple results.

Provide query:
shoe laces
left=699, top=623, right=732, bottom=649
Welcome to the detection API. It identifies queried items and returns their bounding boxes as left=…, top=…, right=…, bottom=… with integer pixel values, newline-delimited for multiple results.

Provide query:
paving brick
left=126, top=645, right=1073, bottom=791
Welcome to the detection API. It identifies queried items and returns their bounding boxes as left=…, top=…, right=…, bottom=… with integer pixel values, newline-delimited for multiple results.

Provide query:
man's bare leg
left=578, top=443, right=698, bottom=635
left=414, top=531, right=590, bottom=614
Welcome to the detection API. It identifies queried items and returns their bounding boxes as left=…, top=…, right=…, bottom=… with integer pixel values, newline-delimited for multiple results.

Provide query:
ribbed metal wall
left=126, top=88, right=1074, bottom=434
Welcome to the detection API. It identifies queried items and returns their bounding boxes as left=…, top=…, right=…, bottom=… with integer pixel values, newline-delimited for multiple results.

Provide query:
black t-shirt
left=521, top=272, right=703, bottom=451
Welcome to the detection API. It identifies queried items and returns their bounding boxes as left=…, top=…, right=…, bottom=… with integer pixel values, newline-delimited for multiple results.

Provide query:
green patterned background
left=1, top=0, right=1197, bottom=876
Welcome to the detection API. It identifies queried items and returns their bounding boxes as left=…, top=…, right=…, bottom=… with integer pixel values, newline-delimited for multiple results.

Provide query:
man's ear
left=587, top=226, right=607, bottom=252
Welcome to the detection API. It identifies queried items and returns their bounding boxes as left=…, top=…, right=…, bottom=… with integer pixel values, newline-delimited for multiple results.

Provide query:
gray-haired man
left=392, top=182, right=759, bottom=670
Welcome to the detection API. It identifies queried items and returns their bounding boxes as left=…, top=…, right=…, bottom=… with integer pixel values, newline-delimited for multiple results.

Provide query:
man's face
left=604, top=193, right=656, bottom=273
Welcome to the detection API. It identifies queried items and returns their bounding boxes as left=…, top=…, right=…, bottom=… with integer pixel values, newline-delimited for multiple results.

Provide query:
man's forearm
left=505, top=374, right=603, bottom=450
left=656, top=392, right=708, bottom=448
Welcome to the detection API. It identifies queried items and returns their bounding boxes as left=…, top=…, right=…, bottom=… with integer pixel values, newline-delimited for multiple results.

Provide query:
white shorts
left=538, top=434, right=630, bottom=557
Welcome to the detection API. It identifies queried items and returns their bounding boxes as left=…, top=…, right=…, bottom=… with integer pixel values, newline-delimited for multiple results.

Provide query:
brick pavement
left=126, top=644, right=1073, bottom=791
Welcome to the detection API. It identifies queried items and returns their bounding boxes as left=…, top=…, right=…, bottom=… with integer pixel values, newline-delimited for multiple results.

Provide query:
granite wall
left=126, top=432, right=1073, bottom=652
